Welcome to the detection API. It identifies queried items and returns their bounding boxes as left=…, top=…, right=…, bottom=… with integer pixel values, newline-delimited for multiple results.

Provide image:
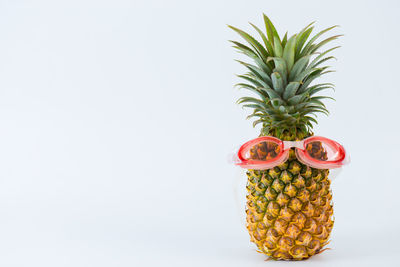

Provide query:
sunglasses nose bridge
left=283, top=140, right=304, bottom=150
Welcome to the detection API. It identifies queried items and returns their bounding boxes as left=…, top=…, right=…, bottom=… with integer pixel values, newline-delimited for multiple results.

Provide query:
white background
left=0, top=0, right=399, bottom=266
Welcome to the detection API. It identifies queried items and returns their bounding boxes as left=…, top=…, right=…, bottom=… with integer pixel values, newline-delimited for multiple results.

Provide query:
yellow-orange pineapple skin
left=245, top=149, right=333, bottom=260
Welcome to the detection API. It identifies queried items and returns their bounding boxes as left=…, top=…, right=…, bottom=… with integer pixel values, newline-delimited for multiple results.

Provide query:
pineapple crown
left=229, top=14, right=341, bottom=139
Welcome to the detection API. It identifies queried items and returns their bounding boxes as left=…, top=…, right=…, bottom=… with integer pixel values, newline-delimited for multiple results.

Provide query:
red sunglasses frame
left=235, top=136, right=347, bottom=170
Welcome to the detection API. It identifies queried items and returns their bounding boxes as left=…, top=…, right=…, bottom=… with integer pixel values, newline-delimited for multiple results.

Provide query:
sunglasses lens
left=245, top=141, right=281, bottom=161
left=305, top=141, right=341, bottom=161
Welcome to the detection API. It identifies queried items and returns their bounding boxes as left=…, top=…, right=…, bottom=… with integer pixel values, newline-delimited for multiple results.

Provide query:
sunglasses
left=233, top=136, right=348, bottom=170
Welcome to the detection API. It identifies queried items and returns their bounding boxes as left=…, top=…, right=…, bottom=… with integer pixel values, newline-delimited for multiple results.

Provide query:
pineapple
left=229, top=14, right=341, bottom=260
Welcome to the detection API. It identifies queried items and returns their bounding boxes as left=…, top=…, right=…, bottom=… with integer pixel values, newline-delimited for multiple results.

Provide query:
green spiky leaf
left=283, top=82, right=301, bottom=100
left=228, top=25, right=269, bottom=60
left=271, top=72, right=284, bottom=95
left=282, top=35, right=297, bottom=71
left=263, top=14, right=280, bottom=43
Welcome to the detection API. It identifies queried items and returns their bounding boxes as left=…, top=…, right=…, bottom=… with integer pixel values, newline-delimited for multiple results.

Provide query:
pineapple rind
left=245, top=150, right=333, bottom=260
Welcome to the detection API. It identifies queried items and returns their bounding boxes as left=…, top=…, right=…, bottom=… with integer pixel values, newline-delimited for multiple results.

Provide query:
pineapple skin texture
left=245, top=149, right=333, bottom=260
